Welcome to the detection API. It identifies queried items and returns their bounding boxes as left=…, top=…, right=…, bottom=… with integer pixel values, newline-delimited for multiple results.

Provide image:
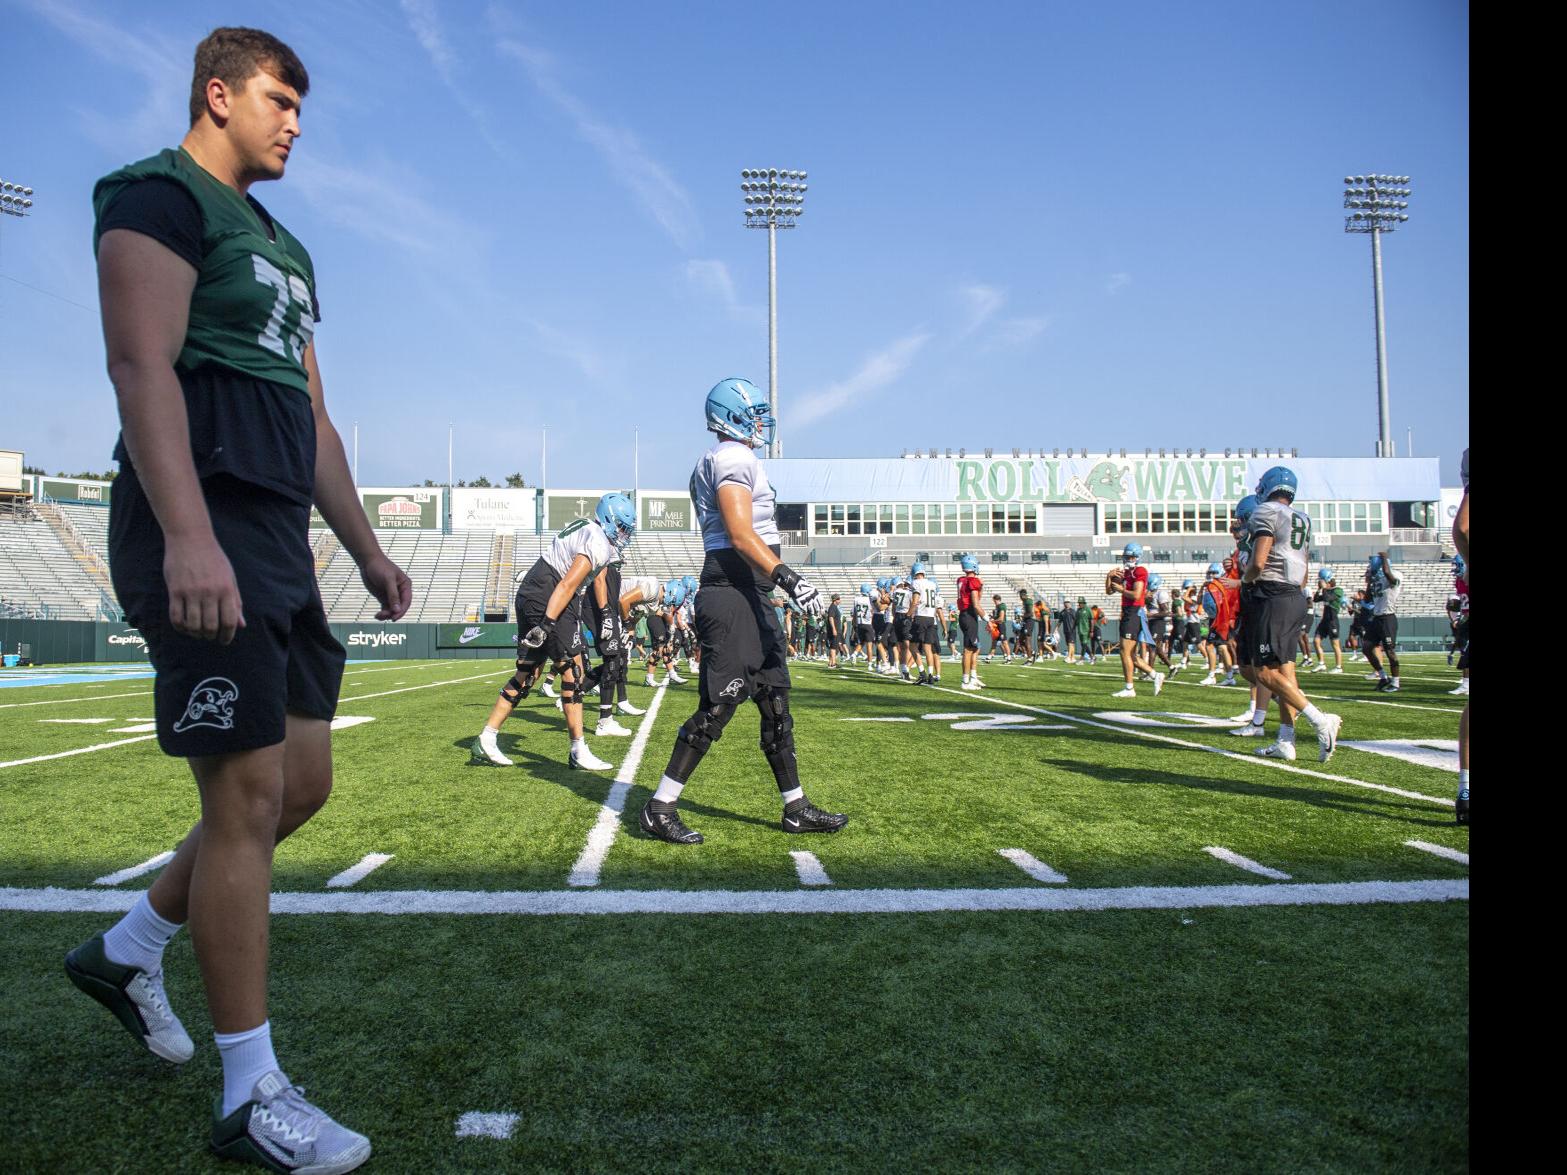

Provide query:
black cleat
left=639, top=800, right=704, bottom=844
left=1375, top=679, right=1400, bottom=692
left=782, top=797, right=848, bottom=834
left=1455, top=791, right=1469, bottom=825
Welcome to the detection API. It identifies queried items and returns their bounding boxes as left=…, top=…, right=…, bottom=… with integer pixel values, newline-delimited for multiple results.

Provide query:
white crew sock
left=780, top=786, right=804, bottom=805
left=1250, top=707, right=1267, bottom=726
left=571, top=737, right=588, bottom=756
left=653, top=774, right=685, bottom=803
left=1300, top=704, right=1327, bottom=728
left=216, top=1021, right=281, bottom=1116
left=102, top=891, right=182, bottom=975
left=1391, top=676, right=1400, bottom=687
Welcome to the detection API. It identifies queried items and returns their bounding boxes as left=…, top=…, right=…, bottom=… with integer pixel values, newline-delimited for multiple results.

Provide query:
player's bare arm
left=545, top=554, right=595, bottom=620
left=1245, top=534, right=1273, bottom=585
left=304, top=344, right=410, bottom=621
left=98, top=228, right=243, bottom=644
left=717, top=483, right=782, bottom=574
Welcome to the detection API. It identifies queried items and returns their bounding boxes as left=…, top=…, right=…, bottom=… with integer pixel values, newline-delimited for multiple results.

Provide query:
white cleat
left=1448, top=682, right=1469, bottom=696
left=554, top=696, right=563, bottom=711
left=1169, top=664, right=1182, bottom=677
left=618, top=699, right=646, bottom=715
left=1111, top=686, right=1136, bottom=699
left=1328, top=667, right=1344, bottom=675
left=569, top=745, right=614, bottom=771
left=1230, top=710, right=1255, bottom=725
left=596, top=718, right=633, bottom=737
left=1256, top=739, right=1297, bottom=761
left=1229, top=723, right=1267, bottom=737
left=645, top=675, right=659, bottom=688
left=1152, top=672, right=1166, bottom=697
left=1198, top=674, right=1217, bottom=686
left=666, top=668, right=688, bottom=685
left=961, top=680, right=982, bottom=691
left=541, top=681, right=557, bottom=698
left=1314, top=712, right=1343, bottom=762
left=1310, top=663, right=1327, bottom=673
left=472, top=729, right=513, bottom=766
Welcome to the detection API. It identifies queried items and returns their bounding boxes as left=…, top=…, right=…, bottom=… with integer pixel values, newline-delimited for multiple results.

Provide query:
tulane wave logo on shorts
left=172, top=677, right=240, bottom=733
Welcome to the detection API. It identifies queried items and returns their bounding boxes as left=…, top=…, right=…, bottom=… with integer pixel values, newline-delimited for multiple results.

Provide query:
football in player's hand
left=1107, top=570, right=1125, bottom=589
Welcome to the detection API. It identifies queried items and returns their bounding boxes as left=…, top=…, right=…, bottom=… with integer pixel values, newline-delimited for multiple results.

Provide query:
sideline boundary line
left=568, top=683, right=670, bottom=887
left=0, top=878, right=1468, bottom=916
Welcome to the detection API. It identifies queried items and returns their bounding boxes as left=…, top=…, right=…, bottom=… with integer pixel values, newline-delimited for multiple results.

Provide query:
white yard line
left=339, top=672, right=498, bottom=703
left=997, top=849, right=1069, bottom=884
left=0, top=689, right=153, bottom=711
left=840, top=716, right=915, bottom=722
left=330, top=716, right=376, bottom=731
left=93, top=851, right=175, bottom=886
left=39, top=718, right=116, bottom=724
left=0, top=735, right=157, bottom=770
left=1203, top=846, right=1292, bottom=880
left=790, top=851, right=833, bottom=886
left=921, top=682, right=1452, bottom=806
left=0, top=878, right=1468, bottom=916
left=456, top=1112, right=519, bottom=1139
left=567, top=684, right=670, bottom=887
left=1404, top=840, right=1469, bottom=866
left=1026, top=664, right=1463, bottom=715
left=326, top=853, right=395, bottom=888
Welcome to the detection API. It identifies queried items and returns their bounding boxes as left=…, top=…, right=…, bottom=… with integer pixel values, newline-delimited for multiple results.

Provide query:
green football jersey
left=93, top=148, right=318, bottom=398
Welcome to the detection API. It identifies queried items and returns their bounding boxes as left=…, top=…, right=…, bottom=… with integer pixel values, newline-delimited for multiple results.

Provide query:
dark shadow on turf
left=1038, top=750, right=1448, bottom=825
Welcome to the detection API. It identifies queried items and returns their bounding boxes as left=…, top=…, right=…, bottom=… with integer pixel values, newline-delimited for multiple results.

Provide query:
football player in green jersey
left=65, top=29, right=407, bottom=1174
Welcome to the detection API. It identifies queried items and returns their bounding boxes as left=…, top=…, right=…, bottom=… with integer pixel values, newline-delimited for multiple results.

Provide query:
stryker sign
left=954, top=458, right=1250, bottom=504
left=345, top=631, right=408, bottom=648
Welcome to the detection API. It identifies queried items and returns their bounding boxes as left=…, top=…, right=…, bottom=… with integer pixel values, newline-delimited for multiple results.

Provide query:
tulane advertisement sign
left=955, top=457, right=1251, bottom=504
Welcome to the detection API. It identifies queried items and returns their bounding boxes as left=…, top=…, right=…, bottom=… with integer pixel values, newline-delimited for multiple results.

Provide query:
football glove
left=599, top=615, right=621, bottom=657
left=771, top=563, right=825, bottom=617
left=518, top=618, right=555, bottom=666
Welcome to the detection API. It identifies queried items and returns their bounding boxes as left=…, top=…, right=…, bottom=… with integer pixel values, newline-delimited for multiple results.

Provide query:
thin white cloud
left=494, top=37, right=699, bottom=249
left=987, top=316, right=1051, bottom=349
left=526, top=318, right=614, bottom=384
left=685, top=259, right=762, bottom=323
left=286, top=156, right=479, bottom=259
left=1106, top=272, right=1132, bottom=296
left=794, top=333, right=931, bottom=428
left=398, top=0, right=509, bottom=157
left=959, top=284, right=1006, bottom=337
left=19, top=0, right=186, bottom=151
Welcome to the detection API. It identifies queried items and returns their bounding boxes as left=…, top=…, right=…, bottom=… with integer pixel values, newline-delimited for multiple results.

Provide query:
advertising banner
left=451, top=487, right=538, bottom=531
left=40, top=477, right=112, bottom=504
left=437, top=623, right=517, bottom=649
left=361, top=488, right=442, bottom=530
left=639, top=493, right=694, bottom=532
left=99, top=624, right=150, bottom=661
left=546, top=490, right=608, bottom=531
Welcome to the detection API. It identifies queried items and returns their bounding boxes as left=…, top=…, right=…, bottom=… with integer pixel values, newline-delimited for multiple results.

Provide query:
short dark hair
left=190, top=27, right=310, bottom=127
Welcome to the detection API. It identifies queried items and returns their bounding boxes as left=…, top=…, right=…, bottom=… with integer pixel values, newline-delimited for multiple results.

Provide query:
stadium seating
left=0, top=510, right=107, bottom=619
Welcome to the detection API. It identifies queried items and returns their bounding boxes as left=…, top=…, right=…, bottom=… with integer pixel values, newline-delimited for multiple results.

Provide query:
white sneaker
left=554, top=696, right=563, bottom=711
left=64, top=934, right=195, bottom=1064
left=1169, top=664, right=1182, bottom=677
left=1230, top=710, right=1255, bottom=724
left=1328, top=667, right=1344, bottom=675
left=1310, top=663, right=1327, bottom=673
left=569, top=744, right=613, bottom=771
left=1313, top=712, right=1343, bottom=762
left=1448, top=682, right=1469, bottom=695
left=1152, top=672, right=1166, bottom=697
left=1220, top=674, right=1237, bottom=687
left=541, top=681, right=557, bottom=698
left=1198, top=674, right=1217, bottom=686
left=596, top=718, right=633, bottom=737
left=972, top=677, right=986, bottom=688
left=471, top=729, right=512, bottom=766
left=618, top=700, right=646, bottom=715
left=645, top=675, right=659, bottom=688
left=1256, top=739, right=1297, bottom=761
left=1229, top=723, right=1266, bottom=738
left=961, top=680, right=981, bottom=691
left=667, top=668, right=687, bottom=684
left=1111, top=686, right=1136, bottom=698
left=211, top=1070, right=370, bottom=1175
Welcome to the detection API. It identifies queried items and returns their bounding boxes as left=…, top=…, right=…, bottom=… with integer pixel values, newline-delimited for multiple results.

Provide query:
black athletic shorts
left=646, top=615, right=668, bottom=647
left=109, top=469, right=345, bottom=758
left=894, top=615, right=914, bottom=643
left=855, top=623, right=874, bottom=646
left=959, top=611, right=980, bottom=651
left=1236, top=584, right=1308, bottom=668
left=1456, top=617, right=1470, bottom=670
left=1119, top=608, right=1151, bottom=644
left=1315, top=612, right=1339, bottom=640
left=1149, top=616, right=1170, bottom=640
left=695, top=547, right=790, bottom=706
left=872, top=613, right=888, bottom=637
left=1366, top=613, right=1399, bottom=651
left=517, top=561, right=585, bottom=665
left=913, top=616, right=938, bottom=646
left=1184, top=621, right=1202, bottom=644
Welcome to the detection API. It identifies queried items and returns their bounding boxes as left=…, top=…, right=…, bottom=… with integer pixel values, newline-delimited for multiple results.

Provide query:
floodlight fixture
left=0, top=176, right=38, bottom=219
left=1343, top=172, right=1413, bottom=458
left=738, top=166, right=811, bottom=457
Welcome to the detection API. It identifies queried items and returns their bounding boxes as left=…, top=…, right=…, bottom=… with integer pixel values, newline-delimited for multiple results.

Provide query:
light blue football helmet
left=595, top=492, right=637, bottom=551
left=1122, top=542, right=1143, bottom=565
left=860, top=582, right=873, bottom=596
left=1182, top=578, right=1194, bottom=589
left=1368, top=554, right=1386, bottom=574
left=663, top=579, right=686, bottom=608
left=911, top=560, right=927, bottom=578
left=682, top=574, right=698, bottom=593
left=877, top=576, right=892, bottom=591
left=1255, top=465, right=1299, bottom=502
left=1206, top=562, right=1222, bottom=579
left=1452, top=555, right=1465, bottom=577
left=1148, top=573, right=1163, bottom=590
left=960, top=554, right=980, bottom=573
left=1319, top=567, right=1335, bottom=582
left=1234, top=494, right=1260, bottom=526
left=704, top=377, right=775, bottom=449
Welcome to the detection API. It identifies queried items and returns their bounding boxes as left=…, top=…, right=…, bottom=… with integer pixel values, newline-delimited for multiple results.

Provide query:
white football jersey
left=1248, top=501, right=1312, bottom=586
left=622, top=575, right=663, bottom=619
left=853, top=597, right=872, bottom=625
left=1371, top=568, right=1402, bottom=616
left=691, top=440, right=780, bottom=552
left=912, top=578, right=937, bottom=618
left=543, top=519, right=617, bottom=590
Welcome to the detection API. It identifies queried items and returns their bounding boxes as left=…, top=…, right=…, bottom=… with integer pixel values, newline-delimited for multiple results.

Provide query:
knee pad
left=500, top=675, right=527, bottom=707
left=756, top=688, right=795, bottom=758
left=676, top=702, right=736, bottom=755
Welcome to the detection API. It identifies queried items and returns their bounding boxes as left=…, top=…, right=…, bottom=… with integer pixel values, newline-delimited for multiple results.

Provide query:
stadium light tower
left=1343, top=173, right=1411, bottom=458
left=741, top=167, right=807, bottom=459
left=0, top=177, right=36, bottom=220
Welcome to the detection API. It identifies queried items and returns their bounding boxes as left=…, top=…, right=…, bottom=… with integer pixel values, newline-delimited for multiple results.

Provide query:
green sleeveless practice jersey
left=93, top=148, right=317, bottom=398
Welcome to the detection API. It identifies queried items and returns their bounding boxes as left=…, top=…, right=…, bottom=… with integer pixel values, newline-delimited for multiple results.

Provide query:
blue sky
left=1, top=0, right=1469, bottom=490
